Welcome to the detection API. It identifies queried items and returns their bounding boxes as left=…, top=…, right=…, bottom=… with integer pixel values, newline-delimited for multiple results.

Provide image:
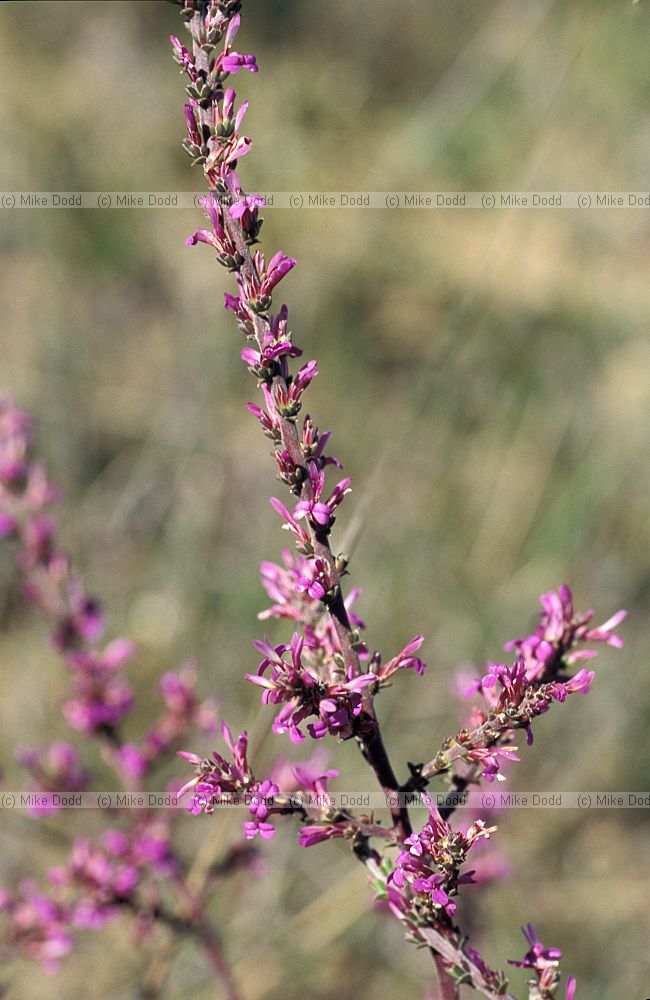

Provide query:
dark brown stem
left=355, top=717, right=412, bottom=836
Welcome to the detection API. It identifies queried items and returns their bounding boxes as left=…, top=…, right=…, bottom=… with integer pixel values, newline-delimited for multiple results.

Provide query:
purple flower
left=177, top=721, right=254, bottom=813
left=507, top=923, right=572, bottom=995
left=269, top=496, right=312, bottom=550
left=298, top=824, right=345, bottom=847
left=467, top=745, right=520, bottom=783
left=220, top=52, right=259, bottom=74
left=294, top=462, right=351, bottom=530
left=183, top=101, right=202, bottom=148
left=247, top=384, right=283, bottom=440
left=240, top=310, right=302, bottom=373
left=169, top=35, right=196, bottom=79
left=295, top=557, right=332, bottom=602
left=291, top=764, right=339, bottom=796
left=229, top=190, right=266, bottom=220
left=509, top=923, right=563, bottom=970
left=185, top=193, right=239, bottom=263
left=301, top=417, right=341, bottom=469
left=375, top=634, right=426, bottom=681
left=552, top=668, right=595, bottom=701
left=259, top=252, right=296, bottom=296
left=243, top=820, right=275, bottom=839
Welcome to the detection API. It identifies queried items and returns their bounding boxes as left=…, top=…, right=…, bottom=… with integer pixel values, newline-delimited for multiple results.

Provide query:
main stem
left=186, top=14, right=411, bottom=838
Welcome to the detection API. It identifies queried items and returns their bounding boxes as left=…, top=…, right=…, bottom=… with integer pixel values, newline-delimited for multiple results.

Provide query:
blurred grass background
left=1, top=0, right=649, bottom=997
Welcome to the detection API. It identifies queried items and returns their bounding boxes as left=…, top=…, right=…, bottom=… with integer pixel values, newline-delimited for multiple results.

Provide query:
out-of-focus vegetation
left=1, top=1, right=649, bottom=997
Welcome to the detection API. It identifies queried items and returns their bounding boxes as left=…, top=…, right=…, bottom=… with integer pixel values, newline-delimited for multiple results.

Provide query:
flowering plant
left=0, top=2, right=629, bottom=998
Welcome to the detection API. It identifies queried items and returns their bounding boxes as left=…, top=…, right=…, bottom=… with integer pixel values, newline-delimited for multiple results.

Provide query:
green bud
left=334, top=553, right=349, bottom=574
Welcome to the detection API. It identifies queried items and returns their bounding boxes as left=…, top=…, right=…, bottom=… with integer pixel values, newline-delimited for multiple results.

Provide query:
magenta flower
left=295, top=556, right=332, bottom=602
left=375, top=634, right=426, bottom=681
left=243, top=820, right=275, bottom=840
left=222, top=171, right=266, bottom=233
left=185, top=193, right=239, bottom=264
left=508, top=923, right=562, bottom=975
left=298, top=825, right=345, bottom=848
left=177, top=721, right=254, bottom=811
left=467, top=745, right=521, bottom=783
left=269, top=496, right=312, bottom=550
left=259, top=252, right=296, bottom=296
left=169, top=35, right=196, bottom=79
left=220, top=52, right=259, bottom=74
left=240, top=309, right=302, bottom=374
left=266, top=359, right=319, bottom=419
left=247, top=384, right=283, bottom=441
left=301, top=416, right=341, bottom=469
left=244, top=778, right=280, bottom=840
left=228, top=190, right=266, bottom=220
left=507, top=923, right=574, bottom=997
left=294, top=462, right=351, bottom=530
left=551, top=667, right=595, bottom=701
left=292, top=763, right=339, bottom=796
left=183, top=100, right=202, bottom=149
left=218, top=14, right=259, bottom=75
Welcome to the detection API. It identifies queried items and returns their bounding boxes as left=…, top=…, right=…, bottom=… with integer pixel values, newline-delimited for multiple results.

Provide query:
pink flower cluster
left=0, top=820, right=179, bottom=975
left=0, top=388, right=254, bottom=991
left=503, top=583, right=626, bottom=679
left=389, top=799, right=494, bottom=918
left=442, top=586, right=628, bottom=782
